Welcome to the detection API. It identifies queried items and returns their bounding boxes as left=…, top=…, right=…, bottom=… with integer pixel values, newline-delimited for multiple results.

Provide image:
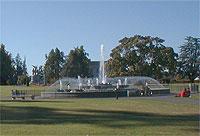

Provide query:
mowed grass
left=0, top=86, right=200, bottom=136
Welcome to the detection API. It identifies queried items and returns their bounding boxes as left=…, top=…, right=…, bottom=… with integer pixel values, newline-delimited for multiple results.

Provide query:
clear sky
left=1, top=0, right=199, bottom=75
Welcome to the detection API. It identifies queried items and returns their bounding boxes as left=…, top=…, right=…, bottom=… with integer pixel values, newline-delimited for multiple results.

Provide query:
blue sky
left=1, top=0, right=199, bottom=75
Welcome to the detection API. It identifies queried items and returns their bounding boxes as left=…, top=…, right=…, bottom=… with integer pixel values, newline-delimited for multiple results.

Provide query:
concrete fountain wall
left=41, top=87, right=170, bottom=99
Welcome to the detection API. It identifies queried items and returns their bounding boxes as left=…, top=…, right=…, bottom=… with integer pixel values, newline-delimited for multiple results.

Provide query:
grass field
left=0, top=85, right=199, bottom=136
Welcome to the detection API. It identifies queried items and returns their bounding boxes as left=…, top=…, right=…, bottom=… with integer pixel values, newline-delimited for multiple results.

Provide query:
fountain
left=124, top=78, right=127, bottom=85
left=99, top=44, right=106, bottom=84
left=59, top=79, right=63, bottom=90
left=67, top=84, right=70, bottom=90
left=118, top=79, right=122, bottom=86
left=41, top=44, right=170, bottom=98
left=96, top=78, right=99, bottom=86
left=78, top=76, right=82, bottom=90
left=87, top=79, right=91, bottom=86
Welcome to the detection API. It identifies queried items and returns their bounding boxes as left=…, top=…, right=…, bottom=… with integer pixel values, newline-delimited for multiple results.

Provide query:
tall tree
left=0, top=44, right=15, bottom=84
left=14, top=54, right=22, bottom=84
left=31, top=65, right=44, bottom=85
left=22, top=57, right=27, bottom=75
left=15, top=53, right=23, bottom=77
left=106, top=35, right=177, bottom=81
left=178, top=36, right=200, bottom=82
left=14, top=54, right=28, bottom=85
left=61, top=46, right=91, bottom=78
left=44, top=48, right=64, bottom=84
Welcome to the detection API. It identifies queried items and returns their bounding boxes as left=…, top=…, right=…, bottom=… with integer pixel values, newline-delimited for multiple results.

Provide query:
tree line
left=43, top=46, right=91, bottom=84
left=0, top=44, right=29, bottom=85
left=106, top=35, right=199, bottom=83
left=0, top=35, right=199, bottom=85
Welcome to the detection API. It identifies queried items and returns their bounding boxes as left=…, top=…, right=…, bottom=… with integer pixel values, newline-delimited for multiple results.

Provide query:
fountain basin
left=41, top=87, right=170, bottom=98
left=41, top=90, right=127, bottom=98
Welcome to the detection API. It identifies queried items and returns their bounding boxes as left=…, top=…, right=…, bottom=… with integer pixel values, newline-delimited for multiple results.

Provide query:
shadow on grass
left=1, top=105, right=199, bottom=133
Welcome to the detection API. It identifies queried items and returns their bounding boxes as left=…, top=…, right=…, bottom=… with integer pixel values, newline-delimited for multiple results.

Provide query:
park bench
left=11, top=90, right=35, bottom=100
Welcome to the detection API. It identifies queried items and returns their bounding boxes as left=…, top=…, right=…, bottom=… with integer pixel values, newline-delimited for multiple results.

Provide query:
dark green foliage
left=17, top=74, right=30, bottom=85
left=106, top=35, right=177, bottom=81
left=0, top=44, right=28, bottom=85
left=14, top=54, right=28, bottom=85
left=61, top=46, right=91, bottom=78
left=0, top=44, right=15, bottom=85
left=178, top=36, right=200, bottom=82
left=44, top=48, right=64, bottom=84
left=14, top=54, right=24, bottom=79
left=37, top=65, right=44, bottom=84
left=31, top=65, right=44, bottom=85
left=22, top=57, right=27, bottom=75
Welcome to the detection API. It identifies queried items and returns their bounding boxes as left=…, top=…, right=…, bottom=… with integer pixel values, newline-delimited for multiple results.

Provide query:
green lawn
left=0, top=86, right=199, bottom=136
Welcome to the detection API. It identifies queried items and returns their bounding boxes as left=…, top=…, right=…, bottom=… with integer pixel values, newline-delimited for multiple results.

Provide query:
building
left=89, top=61, right=100, bottom=78
left=89, top=61, right=108, bottom=78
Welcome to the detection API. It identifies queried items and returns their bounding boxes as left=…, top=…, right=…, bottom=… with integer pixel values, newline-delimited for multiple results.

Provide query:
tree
left=22, top=57, right=27, bottom=75
left=0, top=44, right=28, bottom=85
left=106, top=35, right=177, bottom=81
left=61, top=46, right=91, bottom=78
left=37, top=65, right=44, bottom=85
left=178, top=36, right=200, bottom=82
left=0, top=44, right=15, bottom=84
left=17, top=74, right=29, bottom=85
left=31, top=65, right=44, bottom=85
left=14, top=54, right=23, bottom=76
left=14, top=54, right=29, bottom=85
left=44, top=48, right=64, bottom=84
